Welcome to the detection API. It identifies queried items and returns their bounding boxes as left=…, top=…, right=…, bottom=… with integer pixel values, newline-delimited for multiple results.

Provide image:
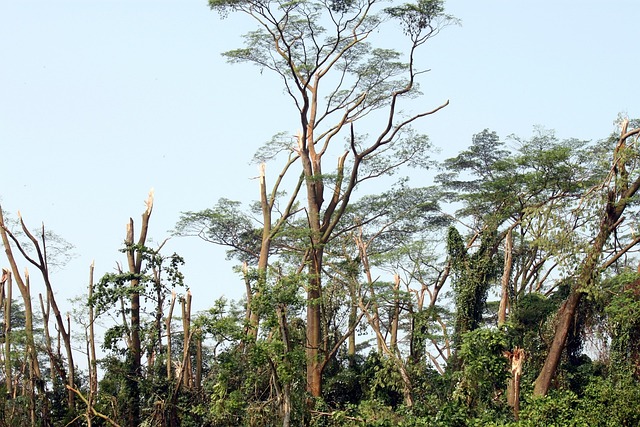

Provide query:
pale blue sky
left=1, top=0, right=639, bottom=317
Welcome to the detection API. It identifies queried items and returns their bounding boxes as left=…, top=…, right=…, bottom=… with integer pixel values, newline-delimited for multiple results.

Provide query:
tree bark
left=390, top=274, right=401, bottom=353
left=2, top=270, right=12, bottom=397
left=166, top=290, right=176, bottom=380
left=306, top=248, right=324, bottom=398
left=195, top=328, right=202, bottom=390
left=181, top=290, right=192, bottom=389
left=124, top=190, right=153, bottom=427
left=505, top=347, right=524, bottom=420
left=498, top=228, right=513, bottom=326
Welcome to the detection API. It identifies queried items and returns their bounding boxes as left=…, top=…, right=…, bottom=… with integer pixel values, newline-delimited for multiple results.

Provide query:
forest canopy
left=1, top=1, right=639, bottom=426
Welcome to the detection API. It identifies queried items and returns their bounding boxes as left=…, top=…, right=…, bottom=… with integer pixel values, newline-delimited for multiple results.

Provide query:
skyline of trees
left=1, top=0, right=639, bottom=425
left=1, top=120, right=639, bottom=426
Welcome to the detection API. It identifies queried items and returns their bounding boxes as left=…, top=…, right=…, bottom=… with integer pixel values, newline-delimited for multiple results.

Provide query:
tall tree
left=438, top=129, right=603, bottom=326
left=175, top=160, right=301, bottom=343
left=207, top=0, right=455, bottom=397
left=91, top=191, right=155, bottom=426
left=534, top=120, right=640, bottom=396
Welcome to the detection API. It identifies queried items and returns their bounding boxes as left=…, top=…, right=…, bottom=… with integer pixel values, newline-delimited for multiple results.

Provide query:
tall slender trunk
left=506, top=347, right=524, bottom=420
left=540, top=202, right=613, bottom=394
left=249, top=164, right=272, bottom=340
left=181, top=290, right=192, bottom=388
left=300, top=116, right=327, bottom=398
left=166, top=291, right=176, bottom=380
left=124, top=190, right=153, bottom=427
left=195, top=328, right=202, bottom=390
left=534, top=289, right=584, bottom=395
left=347, top=278, right=357, bottom=365
left=390, top=274, right=401, bottom=353
left=39, top=294, right=65, bottom=389
left=306, top=248, right=323, bottom=397
left=276, top=305, right=292, bottom=427
left=88, top=262, right=98, bottom=425
left=2, top=270, right=12, bottom=397
left=498, top=228, right=513, bottom=327
left=355, top=231, right=383, bottom=352
left=23, top=272, right=44, bottom=426
left=125, top=219, right=142, bottom=427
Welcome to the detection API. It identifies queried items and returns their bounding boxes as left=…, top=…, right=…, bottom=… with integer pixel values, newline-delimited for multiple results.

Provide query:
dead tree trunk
left=39, top=293, right=67, bottom=392
left=124, top=190, right=154, bottom=427
left=0, top=208, right=44, bottom=421
left=505, top=347, right=524, bottom=420
left=2, top=213, right=76, bottom=408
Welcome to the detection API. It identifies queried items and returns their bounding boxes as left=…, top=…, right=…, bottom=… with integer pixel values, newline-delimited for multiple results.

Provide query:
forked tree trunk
left=359, top=297, right=414, bottom=407
left=4, top=213, right=76, bottom=408
left=0, top=208, right=44, bottom=420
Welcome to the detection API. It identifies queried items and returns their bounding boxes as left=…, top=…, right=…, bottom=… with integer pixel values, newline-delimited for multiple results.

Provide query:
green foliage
left=174, top=198, right=260, bottom=263
left=516, top=390, right=586, bottom=427
left=602, top=271, right=640, bottom=380
left=507, top=292, right=558, bottom=373
left=452, top=328, right=509, bottom=415
left=511, top=380, right=640, bottom=427
left=448, top=227, right=501, bottom=351
left=576, top=376, right=640, bottom=426
left=386, top=0, right=457, bottom=40
left=3, top=3, right=639, bottom=420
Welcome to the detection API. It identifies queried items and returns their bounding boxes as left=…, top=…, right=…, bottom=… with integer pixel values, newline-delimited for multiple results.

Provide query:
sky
left=1, top=0, right=639, bottom=324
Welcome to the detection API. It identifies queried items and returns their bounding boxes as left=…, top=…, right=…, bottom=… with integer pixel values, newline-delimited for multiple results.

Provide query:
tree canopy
left=1, top=2, right=639, bottom=426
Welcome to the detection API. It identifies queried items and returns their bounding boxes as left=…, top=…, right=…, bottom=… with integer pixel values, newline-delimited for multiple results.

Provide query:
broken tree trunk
left=505, top=347, right=525, bottom=420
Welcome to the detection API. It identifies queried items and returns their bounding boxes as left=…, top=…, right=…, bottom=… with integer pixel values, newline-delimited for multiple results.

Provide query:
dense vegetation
left=1, top=0, right=639, bottom=426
